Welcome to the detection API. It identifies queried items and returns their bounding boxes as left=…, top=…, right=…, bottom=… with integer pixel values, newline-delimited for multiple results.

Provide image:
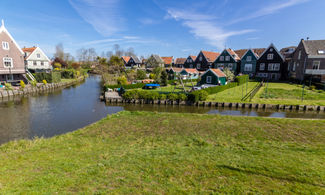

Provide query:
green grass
left=1, top=111, right=325, bottom=193
left=140, top=83, right=195, bottom=93
left=207, top=82, right=325, bottom=106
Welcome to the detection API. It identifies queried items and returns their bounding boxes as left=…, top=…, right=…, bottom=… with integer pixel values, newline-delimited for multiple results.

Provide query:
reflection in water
left=0, top=75, right=324, bottom=145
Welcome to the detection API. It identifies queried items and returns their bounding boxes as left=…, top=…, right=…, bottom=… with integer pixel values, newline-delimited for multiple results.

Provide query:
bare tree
left=125, top=47, right=135, bottom=57
left=113, top=44, right=124, bottom=57
left=55, top=43, right=65, bottom=59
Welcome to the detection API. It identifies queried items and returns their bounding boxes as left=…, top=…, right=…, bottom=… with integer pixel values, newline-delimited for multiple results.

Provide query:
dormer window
left=267, top=54, right=274, bottom=60
left=2, top=41, right=9, bottom=50
left=220, top=56, right=224, bottom=61
left=225, top=56, right=230, bottom=61
left=318, top=50, right=325, bottom=54
left=246, top=56, right=252, bottom=62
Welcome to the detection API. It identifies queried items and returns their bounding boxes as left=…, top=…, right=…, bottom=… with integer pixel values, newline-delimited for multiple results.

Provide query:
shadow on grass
left=217, top=165, right=325, bottom=188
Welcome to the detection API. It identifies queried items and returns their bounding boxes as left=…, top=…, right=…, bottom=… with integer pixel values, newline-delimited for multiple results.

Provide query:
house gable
left=25, top=47, right=51, bottom=62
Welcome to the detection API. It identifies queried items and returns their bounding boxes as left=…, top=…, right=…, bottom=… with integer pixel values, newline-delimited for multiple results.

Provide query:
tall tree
left=55, top=43, right=65, bottom=59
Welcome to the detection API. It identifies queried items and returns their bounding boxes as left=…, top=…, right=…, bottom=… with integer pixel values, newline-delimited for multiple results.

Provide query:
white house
left=22, top=47, right=52, bottom=72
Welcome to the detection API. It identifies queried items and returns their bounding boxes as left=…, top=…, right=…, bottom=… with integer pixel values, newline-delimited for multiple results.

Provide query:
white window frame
left=260, top=63, right=265, bottom=71
left=274, top=63, right=280, bottom=71
left=267, top=54, right=274, bottom=60
left=225, top=56, right=230, bottom=61
left=220, top=56, right=224, bottom=61
left=206, top=76, right=212, bottom=83
left=2, top=41, right=9, bottom=50
left=197, top=63, right=201, bottom=69
left=37, top=53, right=41, bottom=58
left=199, top=56, right=202, bottom=61
left=3, top=57, right=13, bottom=68
left=246, top=56, right=252, bottom=62
left=293, top=62, right=296, bottom=71
left=244, top=64, right=252, bottom=71
left=313, top=61, right=320, bottom=70
left=228, top=63, right=233, bottom=70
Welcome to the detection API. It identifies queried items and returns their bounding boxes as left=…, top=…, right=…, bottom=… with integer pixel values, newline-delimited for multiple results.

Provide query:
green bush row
left=61, top=69, right=77, bottom=79
left=104, top=83, right=146, bottom=91
left=122, top=89, right=208, bottom=102
left=33, top=72, right=61, bottom=83
left=235, top=75, right=249, bottom=86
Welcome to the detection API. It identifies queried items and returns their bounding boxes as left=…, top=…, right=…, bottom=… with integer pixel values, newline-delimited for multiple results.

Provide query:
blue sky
left=1, top=0, right=324, bottom=58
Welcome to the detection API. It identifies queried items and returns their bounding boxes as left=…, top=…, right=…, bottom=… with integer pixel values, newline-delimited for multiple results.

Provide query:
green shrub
left=159, top=94, right=167, bottom=100
left=188, top=90, right=208, bottom=102
left=178, top=93, right=187, bottom=101
left=117, top=76, right=127, bottom=85
left=167, top=93, right=178, bottom=101
left=20, top=80, right=25, bottom=89
left=51, top=71, right=61, bottom=83
left=235, top=75, right=249, bottom=86
left=136, top=70, right=147, bottom=80
left=123, top=90, right=139, bottom=100
left=5, top=83, right=12, bottom=90
left=309, top=85, right=316, bottom=90
left=34, top=72, right=52, bottom=83
left=61, top=69, right=76, bottom=79
left=31, top=80, right=37, bottom=87
left=104, top=83, right=146, bottom=91
left=203, top=82, right=238, bottom=95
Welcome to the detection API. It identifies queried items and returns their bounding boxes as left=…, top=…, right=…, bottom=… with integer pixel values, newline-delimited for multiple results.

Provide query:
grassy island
left=0, top=111, right=325, bottom=193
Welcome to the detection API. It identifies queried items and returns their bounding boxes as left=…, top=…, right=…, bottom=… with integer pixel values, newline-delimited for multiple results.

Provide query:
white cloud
left=138, top=18, right=158, bottom=25
left=166, top=9, right=255, bottom=49
left=229, top=0, right=310, bottom=24
left=68, top=0, right=124, bottom=36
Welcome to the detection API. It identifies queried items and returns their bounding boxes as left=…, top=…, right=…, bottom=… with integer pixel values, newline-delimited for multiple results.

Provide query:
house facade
left=213, top=49, right=240, bottom=73
left=145, top=54, right=164, bottom=69
left=0, top=20, right=26, bottom=82
left=179, top=68, right=199, bottom=80
left=194, top=51, right=220, bottom=71
left=289, top=39, right=325, bottom=83
left=161, top=56, right=173, bottom=67
left=183, top=56, right=196, bottom=68
left=123, top=56, right=141, bottom=69
left=256, top=44, right=285, bottom=80
left=199, top=68, right=227, bottom=86
left=174, top=58, right=186, bottom=68
left=236, top=48, right=265, bottom=77
left=22, top=47, right=52, bottom=73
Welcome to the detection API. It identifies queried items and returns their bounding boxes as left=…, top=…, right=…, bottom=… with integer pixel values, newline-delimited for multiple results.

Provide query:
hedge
left=61, top=69, right=77, bottom=79
left=235, top=75, right=249, bottom=86
left=104, top=83, right=146, bottom=91
left=122, top=90, right=189, bottom=102
left=202, top=82, right=238, bottom=95
left=33, top=72, right=61, bottom=83
left=51, top=71, right=61, bottom=83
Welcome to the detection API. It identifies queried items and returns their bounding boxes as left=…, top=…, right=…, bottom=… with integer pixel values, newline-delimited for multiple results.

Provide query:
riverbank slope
left=1, top=111, right=325, bottom=193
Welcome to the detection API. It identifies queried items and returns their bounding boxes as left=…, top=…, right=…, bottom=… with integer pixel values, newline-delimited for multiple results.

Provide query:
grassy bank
left=1, top=111, right=325, bottom=193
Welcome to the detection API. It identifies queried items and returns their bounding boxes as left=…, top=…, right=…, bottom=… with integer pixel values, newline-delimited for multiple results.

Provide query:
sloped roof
left=234, top=49, right=248, bottom=59
left=189, top=55, right=197, bottom=61
left=149, top=54, right=164, bottom=63
left=183, top=68, right=199, bottom=74
left=175, top=58, right=186, bottom=64
left=170, top=67, right=183, bottom=73
left=131, top=56, right=141, bottom=63
left=161, top=56, right=173, bottom=64
left=302, top=40, right=325, bottom=56
left=0, top=21, right=24, bottom=55
left=210, top=68, right=226, bottom=77
left=121, top=56, right=130, bottom=63
left=234, top=48, right=266, bottom=59
left=201, top=51, right=220, bottom=62
left=22, top=47, right=37, bottom=59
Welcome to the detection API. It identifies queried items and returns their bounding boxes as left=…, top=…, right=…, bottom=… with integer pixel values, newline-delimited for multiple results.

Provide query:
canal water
left=0, top=75, right=324, bottom=145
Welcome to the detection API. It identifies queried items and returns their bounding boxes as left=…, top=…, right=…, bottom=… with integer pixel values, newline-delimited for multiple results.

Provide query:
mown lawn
left=1, top=111, right=325, bottom=193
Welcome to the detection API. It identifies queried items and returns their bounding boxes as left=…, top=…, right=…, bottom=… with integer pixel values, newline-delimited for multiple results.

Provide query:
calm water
left=0, top=75, right=324, bottom=144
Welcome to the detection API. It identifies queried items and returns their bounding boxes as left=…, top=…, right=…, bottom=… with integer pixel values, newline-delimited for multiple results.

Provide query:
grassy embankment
left=1, top=111, right=325, bottom=193
left=207, top=82, right=325, bottom=106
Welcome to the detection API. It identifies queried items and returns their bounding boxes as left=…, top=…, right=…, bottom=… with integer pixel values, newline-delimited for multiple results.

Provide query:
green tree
left=117, top=76, right=127, bottom=85
left=153, top=67, right=163, bottom=83
left=136, top=70, right=147, bottom=80
left=108, top=55, right=124, bottom=74
left=160, top=70, right=168, bottom=86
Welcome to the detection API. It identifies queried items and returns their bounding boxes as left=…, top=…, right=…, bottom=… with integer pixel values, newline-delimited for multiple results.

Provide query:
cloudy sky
left=1, top=0, right=324, bottom=58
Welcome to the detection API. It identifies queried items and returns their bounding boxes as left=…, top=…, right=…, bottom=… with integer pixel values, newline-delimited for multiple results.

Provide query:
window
left=288, top=63, right=291, bottom=71
left=225, top=56, right=230, bottom=61
left=298, top=50, right=301, bottom=60
left=270, top=48, right=274, bottom=52
left=199, top=56, right=202, bottom=61
left=220, top=56, right=224, bottom=61
left=33, top=61, right=37, bottom=66
left=244, top=64, right=252, bottom=71
left=293, top=62, right=296, bottom=71
left=313, top=61, right=320, bottom=70
left=190, top=64, right=193, bottom=68
left=41, top=61, right=44, bottom=66
left=268, top=63, right=280, bottom=71
left=37, top=53, right=41, bottom=58
left=268, top=63, right=273, bottom=70
left=267, top=54, right=274, bottom=60
left=2, top=41, right=9, bottom=50
left=318, top=50, right=325, bottom=54
left=3, top=57, right=13, bottom=68
left=206, top=76, right=212, bottom=83
left=260, top=63, right=265, bottom=71
left=218, top=64, right=224, bottom=69
left=197, top=63, right=201, bottom=69
left=228, top=64, right=233, bottom=70
left=246, top=56, right=252, bottom=62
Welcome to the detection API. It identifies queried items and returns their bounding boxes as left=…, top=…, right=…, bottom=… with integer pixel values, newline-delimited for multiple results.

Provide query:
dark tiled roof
left=302, top=40, right=325, bottom=56
left=131, top=56, right=141, bottom=63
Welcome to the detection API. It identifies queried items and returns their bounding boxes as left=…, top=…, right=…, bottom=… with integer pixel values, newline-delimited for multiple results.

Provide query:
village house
left=0, top=20, right=26, bottom=83
left=280, top=46, right=296, bottom=80
left=161, top=56, right=174, bottom=67
left=213, top=49, right=240, bottom=74
left=183, top=55, right=197, bottom=68
left=145, top=54, right=164, bottom=69
left=174, top=58, right=186, bottom=68
left=22, top=46, right=52, bottom=73
left=194, top=51, right=220, bottom=71
left=256, top=44, right=285, bottom=80
left=122, top=56, right=141, bottom=69
left=289, top=39, right=325, bottom=83
left=199, top=68, right=227, bottom=86
left=179, top=68, right=199, bottom=80
left=166, top=67, right=182, bottom=80
left=235, top=48, right=265, bottom=77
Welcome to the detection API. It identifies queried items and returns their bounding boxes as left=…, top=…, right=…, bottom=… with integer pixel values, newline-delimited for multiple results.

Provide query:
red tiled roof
left=189, top=55, right=197, bottom=61
left=234, top=49, right=248, bottom=59
left=161, top=56, right=173, bottom=64
left=122, top=56, right=130, bottom=63
left=22, top=47, right=37, bottom=53
left=252, top=48, right=266, bottom=57
left=175, top=58, right=186, bottom=64
left=210, top=69, right=226, bottom=77
left=234, top=48, right=266, bottom=59
left=170, top=67, right=183, bottom=73
left=226, top=49, right=240, bottom=60
left=184, top=68, right=199, bottom=74
left=201, top=51, right=220, bottom=62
